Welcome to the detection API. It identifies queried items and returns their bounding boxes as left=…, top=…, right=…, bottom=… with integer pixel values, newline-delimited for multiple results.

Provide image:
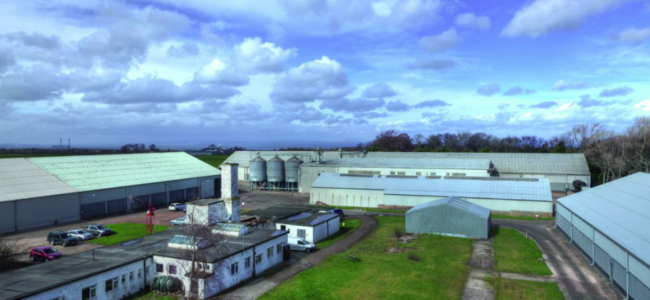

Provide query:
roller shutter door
left=185, top=187, right=199, bottom=201
left=151, top=192, right=167, bottom=207
left=133, top=195, right=151, bottom=211
left=81, top=202, right=106, bottom=220
left=106, top=199, right=127, bottom=215
left=169, top=189, right=185, bottom=202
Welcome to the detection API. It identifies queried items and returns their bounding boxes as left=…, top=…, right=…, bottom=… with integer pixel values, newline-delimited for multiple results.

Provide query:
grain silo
left=267, top=156, right=285, bottom=190
left=249, top=156, right=267, bottom=190
left=285, top=156, right=302, bottom=191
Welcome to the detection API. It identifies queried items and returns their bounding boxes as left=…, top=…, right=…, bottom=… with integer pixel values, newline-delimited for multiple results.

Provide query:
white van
left=288, top=236, right=316, bottom=252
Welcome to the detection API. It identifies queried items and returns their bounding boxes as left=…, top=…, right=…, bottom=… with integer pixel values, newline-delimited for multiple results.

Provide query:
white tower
left=220, top=163, right=240, bottom=222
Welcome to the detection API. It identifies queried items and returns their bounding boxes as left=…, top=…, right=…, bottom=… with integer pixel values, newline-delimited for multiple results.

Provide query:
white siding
left=276, top=224, right=315, bottom=243
left=572, top=215, right=594, bottom=240
left=630, top=256, right=650, bottom=292
left=594, top=231, right=628, bottom=267
left=557, top=203, right=572, bottom=220
left=312, top=223, right=328, bottom=243
left=252, top=235, right=287, bottom=275
left=337, top=167, right=488, bottom=177
left=26, top=258, right=152, bottom=300
left=327, top=217, right=340, bottom=239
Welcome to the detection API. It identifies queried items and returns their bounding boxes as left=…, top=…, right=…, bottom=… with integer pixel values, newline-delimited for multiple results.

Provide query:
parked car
left=170, top=216, right=186, bottom=226
left=68, top=229, right=94, bottom=241
left=169, top=203, right=187, bottom=212
left=86, top=224, right=112, bottom=236
left=319, top=208, right=344, bottom=217
left=29, top=246, right=62, bottom=262
left=288, top=237, right=316, bottom=252
left=47, top=231, right=78, bottom=247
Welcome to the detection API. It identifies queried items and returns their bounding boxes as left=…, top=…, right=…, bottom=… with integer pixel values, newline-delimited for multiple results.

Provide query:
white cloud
left=634, top=99, right=650, bottom=112
left=419, top=28, right=460, bottom=53
left=455, top=13, right=491, bottom=31
left=193, top=59, right=249, bottom=86
left=362, top=83, right=397, bottom=98
left=553, top=79, right=594, bottom=91
left=609, top=27, right=650, bottom=45
left=233, top=37, right=296, bottom=73
left=501, top=0, right=630, bottom=38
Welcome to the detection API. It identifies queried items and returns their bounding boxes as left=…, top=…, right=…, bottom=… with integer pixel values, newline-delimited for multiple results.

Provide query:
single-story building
left=406, top=197, right=491, bottom=239
left=275, top=212, right=341, bottom=243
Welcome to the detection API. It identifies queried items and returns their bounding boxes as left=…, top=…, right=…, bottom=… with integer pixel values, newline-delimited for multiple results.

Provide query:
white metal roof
left=311, top=173, right=552, bottom=202
left=557, top=172, right=650, bottom=265
left=302, top=158, right=491, bottom=170
left=0, top=158, right=78, bottom=202
left=407, top=197, right=491, bottom=219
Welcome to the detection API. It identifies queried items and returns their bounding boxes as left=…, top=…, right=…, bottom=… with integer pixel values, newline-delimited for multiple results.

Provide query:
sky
left=0, top=0, right=649, bottom=147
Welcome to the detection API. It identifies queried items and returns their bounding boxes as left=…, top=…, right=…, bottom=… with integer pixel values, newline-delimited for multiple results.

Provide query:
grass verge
left=493, top=227, right=552, bottom=276
left=87, top=223, right=170, bottom=246
left=492, top=214, right=554, bottom=221
left=260, top=216, right=472, bottom=300
left=316, top=219, right=362, bottom=250
left=195, top=154, right=229, bottom=168
left=126, top=290, right=178, bottom=300
left=495, top=278, right=564, bottom=300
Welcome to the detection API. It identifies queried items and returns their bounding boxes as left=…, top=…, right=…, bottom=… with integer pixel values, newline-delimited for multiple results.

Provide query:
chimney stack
left=220, top=163, right=240, bottom=222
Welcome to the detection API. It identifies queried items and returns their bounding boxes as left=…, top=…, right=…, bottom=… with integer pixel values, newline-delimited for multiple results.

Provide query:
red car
left=30, top=246, right=62, bottom=262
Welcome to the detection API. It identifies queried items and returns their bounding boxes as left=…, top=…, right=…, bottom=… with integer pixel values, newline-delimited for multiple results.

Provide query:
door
left=297, top=229, right=306, bottom=238
left=215, top=178, right=221, bottom=198
left=280, top=225, right=286, bottom=231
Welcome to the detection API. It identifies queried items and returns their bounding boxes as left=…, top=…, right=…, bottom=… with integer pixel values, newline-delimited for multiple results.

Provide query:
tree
left=371, top=130, right=414, bottom=152
left=413, top=134, right=425, bottom=151
left=0, top=236, right=26, bottom=271
left=149, top=144, right=158, bottom=152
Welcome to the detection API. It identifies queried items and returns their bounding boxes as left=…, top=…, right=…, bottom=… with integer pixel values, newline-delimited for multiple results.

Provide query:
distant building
left=275, top=212, right=340, bottom=243
left=406, top=197, right=491, bottom=239
left=556, top=172, right=650, bottom=299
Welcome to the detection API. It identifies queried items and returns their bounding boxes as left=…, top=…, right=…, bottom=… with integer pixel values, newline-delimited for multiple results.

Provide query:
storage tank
left=285, top=156, right=302, bottom=183
left=267, top=156, right=285, bottom=182
left=249, top=156, right=267, bottom=182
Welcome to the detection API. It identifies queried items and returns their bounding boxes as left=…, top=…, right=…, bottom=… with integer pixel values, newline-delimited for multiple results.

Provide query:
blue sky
left=0, top=0, right=649, bottom=146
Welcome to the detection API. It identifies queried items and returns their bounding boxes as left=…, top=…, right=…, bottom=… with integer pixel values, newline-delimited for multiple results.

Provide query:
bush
left=408, top=253, right=421, bottom=262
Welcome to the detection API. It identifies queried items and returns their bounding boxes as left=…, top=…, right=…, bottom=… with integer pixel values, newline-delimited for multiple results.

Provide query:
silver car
left=171, top=216, right=186, bottom=226
left=68, top=229, right=94, bottom=241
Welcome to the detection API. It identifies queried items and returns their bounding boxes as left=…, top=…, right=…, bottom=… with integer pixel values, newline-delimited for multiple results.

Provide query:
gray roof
left=225, top=151, right=589, bottom=175
left=311, top=173, right=552, bottom=202
left=557, top=172, right=650, bottom=264
left=302, top=158, right=491, bottom=170
left=276, top=212, right=339, bottom=227
left=0, top=158, right=78, bottom=202
left=407, top=197, right=491, bottom=219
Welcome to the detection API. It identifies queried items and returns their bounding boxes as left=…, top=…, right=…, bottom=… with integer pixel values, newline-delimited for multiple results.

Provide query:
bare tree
left=0, top=236, right=27, bottom=271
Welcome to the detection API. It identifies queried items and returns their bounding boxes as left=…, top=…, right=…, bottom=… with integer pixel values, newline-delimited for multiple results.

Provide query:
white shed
left=275, top=213, right=340, bottom=243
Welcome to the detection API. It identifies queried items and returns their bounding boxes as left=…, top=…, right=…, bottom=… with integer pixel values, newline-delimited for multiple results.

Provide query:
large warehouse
left=406, top=197, right=491, bottom=239
left=0, top=152, right=221, bottom=233
left=310, top=173, right=553, bottom=216
left=223, top=151, right=590, bottom=193
left=556, top=172, right=650, bottom=299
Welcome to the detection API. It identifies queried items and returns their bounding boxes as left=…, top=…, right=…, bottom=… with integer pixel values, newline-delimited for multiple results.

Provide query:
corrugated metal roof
left=557, top=172, right=650, bottom=265
left=225, top=151, right=589, bottom=175
left=28, top=152, right=220, bottom=192
left=408, top=197, right=491, bottom=219
left=311, top=173, right=552, bottom=202
left=302, top=158, right=491, bottom=170
left=0, top=158, right=79, bottom=202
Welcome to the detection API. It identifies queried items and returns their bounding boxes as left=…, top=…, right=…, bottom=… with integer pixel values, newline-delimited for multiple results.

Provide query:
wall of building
left=336, top=166, right=489, bottom=177
left=310, top=188, right=384, bottom=207
left=0, top=201, right=15, bottom=233
left=500, top=173, right=591, bottom=192
left=17, top=193, right=80, bottom=231
left=299, top=166, right=338, bottom=194
left=557, top=203, right=650, bottom=299
left=406, top=205, right=489, bottom=239
left=327, top=217, right=340, bottom=241
left=276, top=223, right=314, bottom=242
left=25, top=258, right=153, bottom=300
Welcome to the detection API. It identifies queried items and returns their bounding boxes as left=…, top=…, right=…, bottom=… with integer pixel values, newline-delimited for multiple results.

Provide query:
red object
left=30, top=247, right=62, bottom=262
left=146, top=205, right=156, bottom=235
left=315, top=201, right=329, bottom=206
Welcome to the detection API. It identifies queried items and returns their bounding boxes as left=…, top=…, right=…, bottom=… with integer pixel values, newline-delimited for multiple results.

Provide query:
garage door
left=107, top=199, right=127, bottom=215
left=81, top=202, right=106, bottom=220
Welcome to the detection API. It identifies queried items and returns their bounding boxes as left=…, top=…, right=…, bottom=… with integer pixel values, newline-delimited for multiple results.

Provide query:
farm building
left=275, top=212, right=340, bottom=243
left=241, top=206, right=316, bottom=229
left=223, top=151, right=590, bottom=193
left=406, top=197, right=491, bottom=239
left=556, top=172, right=650, bottom=299
left=0, top=152, right=221, bottom=233
left=310, top=173, right=553, bottom=216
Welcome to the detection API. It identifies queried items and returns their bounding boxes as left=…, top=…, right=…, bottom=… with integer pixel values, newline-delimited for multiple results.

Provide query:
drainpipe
left=570, top=214, right=573, bottom=243
left=590, top=230, right=595, bottom=266
left=143, top=258, right=148, bottom=291
left=624, top=251, right=629, bottom=300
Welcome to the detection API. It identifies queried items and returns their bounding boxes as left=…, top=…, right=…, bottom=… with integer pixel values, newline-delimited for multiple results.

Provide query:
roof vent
left=212, top=223, right=248, bottom=237
left=168, top=235, right=211, bottom=251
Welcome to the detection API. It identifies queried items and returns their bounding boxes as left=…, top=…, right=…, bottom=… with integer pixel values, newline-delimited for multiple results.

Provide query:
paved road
left=218, top=215, right=378, bottom=300
left=493, top=219, right=619, bottom=300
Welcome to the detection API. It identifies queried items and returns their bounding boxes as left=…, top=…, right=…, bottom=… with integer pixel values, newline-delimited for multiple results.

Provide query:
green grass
left=195, top=154, right=229, bottom=168
left=316, top=219, right=362, bottom=250
left=126, top=290, right=178, bottom=300
left=493, top=227, right=552, bottom=276
left=87, top=223, right=170, bottom=246
left=260, top=216, right=473, bottom=300
left=315, top=205, right=408, bottom=214
left=495, top=278, right=564, bottom=300
left=492, top=214, right=555, bottom=221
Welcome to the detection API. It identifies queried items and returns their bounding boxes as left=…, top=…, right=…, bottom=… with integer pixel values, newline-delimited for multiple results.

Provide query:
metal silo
left=267, top=156, right=285, bottom=183
left=285, top=156, right=302, bottom=183
left=249, top=156, right=267, bottom=182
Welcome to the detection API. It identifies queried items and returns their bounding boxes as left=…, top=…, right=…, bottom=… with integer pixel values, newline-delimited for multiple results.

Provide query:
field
left=316, top=219, right=362, bottom=250
left=87, top=223, right=170, bottom=246
left=0, top=153, right=76, bottom=159
left=492, top=227, right=552, bottom=276
left=491, top=214, right=555, bottom=221
left=195, top=154, right=229, bottom=168
left=487, top=277, right=564, bottom=300
left=260, top=216, right=473, bottom=300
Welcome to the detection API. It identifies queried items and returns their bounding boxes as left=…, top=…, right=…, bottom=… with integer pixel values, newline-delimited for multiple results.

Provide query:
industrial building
left=310, top=173, right=553, bottom=216
left=223, top=151, right=591, bottom=193
left=275, top=212, right=340, bottom=243
left=556, top=172, right=650, bottom=299
left=406, top=197, right=491, bottom=239
left=0, top=152, right=221, bottom=233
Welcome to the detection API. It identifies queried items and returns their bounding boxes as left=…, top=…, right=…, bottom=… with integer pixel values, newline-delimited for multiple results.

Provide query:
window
left=298, top=240, right=305, bottom=245
left=231, top=262, right=239, bottom=275
left=397, top=171, right=406, bottom=176
left=416, top=172, right=422, bottom=176
left=245, top=257, right=251, bottom=269
left=277, top=243, right=283, bottom=254
left=429, top=172, right=437, bottom=176
left=267, top=246, right=274, bottom=258
left=169, top=265, right=177, bottom=275
left=451, top=172, right=466, bottom=177
left=121, top=274, right=126, bottom=284
left=390, top=171, right=395, bottom=175
left=129, top=271, right=134, bottom=281
left=156, top=263, right=163, bottom=273
left=82, top=285, right=96, bottom=300
left=105, top=277, right=118, bottom=292
left=138, top=269, right=142, bottom=279
left=256, top=253, right=263, bottom=264
left=348, top=170, right=380, bottom=175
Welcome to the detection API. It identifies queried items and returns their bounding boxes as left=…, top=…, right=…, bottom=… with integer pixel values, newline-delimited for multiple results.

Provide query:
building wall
left=327, top=217, right=341, bottom=240
left=310, top=187, right=384, bottom=207
left=276, top=219, right=339, bottom=243
left=500, top=173, right=591, bottom=192
left=0, top=201, right=15, bottom=233
left=17, top=193, right=80, bottom=231
left=406, top=205, right=489, bottom=239
left=298, top=166, right=339, bottom=193
left=557, top=203, right=650, bottom=298
left=276, top=223, right=315, bottom=242
left=336, top=166, right=489, bottom=177
left=25, top=258, right=153, bottom=300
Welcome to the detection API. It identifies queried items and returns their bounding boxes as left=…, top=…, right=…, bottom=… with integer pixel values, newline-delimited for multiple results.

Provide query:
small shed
left=275, top=213, right=340, bottom=243
left=406, top=197, right=491, bottom=239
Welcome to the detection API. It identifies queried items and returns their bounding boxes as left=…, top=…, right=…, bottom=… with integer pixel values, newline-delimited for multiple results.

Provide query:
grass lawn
left=316, top=219, right=362, bottom=250
left=260, top=216, right=473, bottom=300
left=493, top=278, right=564, bottom=300
left=492, top=214, right=555, bottom=221
left=195, top=154, right=229, bottom=168
left=493, top=227, right=552, bottom=276
left=126, top=290, right=178, bottom=300
left=87, top=223, right=170, bottom=246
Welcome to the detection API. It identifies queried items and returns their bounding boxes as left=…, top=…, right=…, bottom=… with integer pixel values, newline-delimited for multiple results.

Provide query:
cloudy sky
left=1, top=0, right=649, bottom=147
